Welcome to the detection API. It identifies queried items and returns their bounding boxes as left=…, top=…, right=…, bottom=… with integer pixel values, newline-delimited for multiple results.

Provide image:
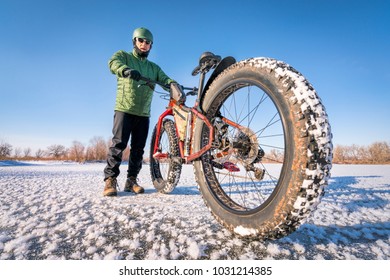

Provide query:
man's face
left=135, top=37, right=152, bottom=53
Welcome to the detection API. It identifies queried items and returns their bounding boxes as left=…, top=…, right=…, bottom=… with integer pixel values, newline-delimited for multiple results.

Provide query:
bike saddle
left=192, top=51, right=221, bottom=76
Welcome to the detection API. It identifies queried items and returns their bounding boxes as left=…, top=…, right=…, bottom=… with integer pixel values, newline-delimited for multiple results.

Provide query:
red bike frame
left=152, top=97, right=215, bottom=163
left=149, top=52, right=243, bottom=164
left=152, top=98, right=248, bottom=165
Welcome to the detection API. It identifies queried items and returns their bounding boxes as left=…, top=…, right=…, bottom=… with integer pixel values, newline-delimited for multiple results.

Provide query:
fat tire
left=149, top=119, right=182, bottom=194
left=193, top=57, right=333, bottom=239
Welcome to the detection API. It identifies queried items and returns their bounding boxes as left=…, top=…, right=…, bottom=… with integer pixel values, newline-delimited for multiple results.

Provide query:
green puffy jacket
left=108, top=49, right=174, bottom=117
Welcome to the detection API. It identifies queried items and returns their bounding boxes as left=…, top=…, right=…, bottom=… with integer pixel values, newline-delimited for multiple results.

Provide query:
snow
left=0, top=161, right=389, bottom=260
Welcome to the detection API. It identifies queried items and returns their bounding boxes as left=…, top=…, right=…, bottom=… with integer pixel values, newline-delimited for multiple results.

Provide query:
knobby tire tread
left=193, top=57, right=333, bottom=239
left=149, top=119, right=182, bottom=194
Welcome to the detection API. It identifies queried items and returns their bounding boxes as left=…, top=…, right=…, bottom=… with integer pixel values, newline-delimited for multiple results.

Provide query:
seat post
left=197, top=71, right=206, bottom=102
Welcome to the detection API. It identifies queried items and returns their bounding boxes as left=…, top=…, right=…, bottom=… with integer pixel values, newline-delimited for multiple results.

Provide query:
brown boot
left=103, top=177, right=118, bottom=197
left=124, top=176, right=145, bottom=194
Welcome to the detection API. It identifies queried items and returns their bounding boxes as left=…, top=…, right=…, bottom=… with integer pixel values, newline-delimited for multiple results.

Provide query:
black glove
left=123, top=68, right=141, bottom=81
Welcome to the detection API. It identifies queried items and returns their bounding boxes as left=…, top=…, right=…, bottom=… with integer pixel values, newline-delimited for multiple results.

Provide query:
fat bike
left=143, top=52, right=332, bottom=239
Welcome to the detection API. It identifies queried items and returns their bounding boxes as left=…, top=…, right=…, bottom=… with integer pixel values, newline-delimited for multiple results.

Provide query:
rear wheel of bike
left=193, top=58, right=333, bottom=239
left=150, top=119, right=182, bottom=194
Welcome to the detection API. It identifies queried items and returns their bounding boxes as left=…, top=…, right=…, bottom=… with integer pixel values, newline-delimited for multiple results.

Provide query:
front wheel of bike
left=193, top=57, right=333, bottom=239
left=150, top=118, right=182, bottom=194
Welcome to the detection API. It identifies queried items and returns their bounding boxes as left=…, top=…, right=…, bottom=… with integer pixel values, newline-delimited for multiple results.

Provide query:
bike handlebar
left=139, top=76, right=170, bottom=89
left=138, top=76, right=198, bottom=96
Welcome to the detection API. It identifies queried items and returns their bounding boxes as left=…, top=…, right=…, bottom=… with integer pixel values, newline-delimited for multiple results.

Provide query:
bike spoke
left=209, top=84, right=285, bottom=211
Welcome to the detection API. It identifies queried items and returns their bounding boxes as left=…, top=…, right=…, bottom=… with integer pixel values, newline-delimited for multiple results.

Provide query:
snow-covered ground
left=0, top=161, right=389, bottom=260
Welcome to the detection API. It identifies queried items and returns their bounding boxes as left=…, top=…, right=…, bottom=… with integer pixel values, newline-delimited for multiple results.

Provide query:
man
left=103, top=27, right=175, bottom=197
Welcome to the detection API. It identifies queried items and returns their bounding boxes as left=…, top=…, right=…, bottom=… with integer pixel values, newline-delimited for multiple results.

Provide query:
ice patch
left=0, top=163, right=389, bottom=260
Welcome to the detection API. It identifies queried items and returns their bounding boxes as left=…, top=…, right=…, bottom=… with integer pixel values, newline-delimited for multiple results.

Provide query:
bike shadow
left=282, top=174, right=390, bottom=246
left=323, top=175, right=389, bottom=211
left=116, top=185, right=201, bottom=196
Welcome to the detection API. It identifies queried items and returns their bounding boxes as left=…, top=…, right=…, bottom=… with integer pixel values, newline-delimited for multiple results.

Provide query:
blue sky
left=0, top=0, right=389, bottom=153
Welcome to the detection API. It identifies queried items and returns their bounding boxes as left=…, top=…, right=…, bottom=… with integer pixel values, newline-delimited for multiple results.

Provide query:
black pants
left=104, top=111, right=149, bottom=180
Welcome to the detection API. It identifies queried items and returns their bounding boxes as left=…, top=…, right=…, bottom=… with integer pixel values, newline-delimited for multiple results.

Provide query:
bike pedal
left=223, top=162, right=240, bottom=172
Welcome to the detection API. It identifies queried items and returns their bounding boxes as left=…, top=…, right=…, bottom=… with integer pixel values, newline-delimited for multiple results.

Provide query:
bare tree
left=85, top=146, right=94, bottom=161
left=333, top=145, right=346, bottom=163
left=68, top=141, right=85, bottom=162
left=333, top=142, right=390, bottom=164
left=23, top=147, right=32, bottom=158
left=14, top=147, right=22, bottom=158
left=0, top=140, right=12, bottom=159
left=87, top=136, right=108, bottom=161
left=35, top=149, right=45, bottom=159
left=368, top=141, right=390, bottom=164
left=356, top=145, right=370, bottom=163
left=47, top=144, right=67, bottom=159
left=349, top=144, right=361, bottom=163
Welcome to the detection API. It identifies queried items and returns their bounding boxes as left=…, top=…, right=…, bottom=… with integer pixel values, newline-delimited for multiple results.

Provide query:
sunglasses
left=136, top=37, right=152, bottom=45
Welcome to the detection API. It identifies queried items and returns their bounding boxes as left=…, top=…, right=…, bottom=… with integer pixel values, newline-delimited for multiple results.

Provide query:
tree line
left=1, top=138, right=389, bottom=164
left=332, top=141, right=390, bottom=164
left=264, top=141, right=390, bottom=164
left=0, top=136, right=126, bottom=163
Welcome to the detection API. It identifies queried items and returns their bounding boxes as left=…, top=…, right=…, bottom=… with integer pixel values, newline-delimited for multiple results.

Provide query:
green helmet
left=132, top=27, right=153, bottom=43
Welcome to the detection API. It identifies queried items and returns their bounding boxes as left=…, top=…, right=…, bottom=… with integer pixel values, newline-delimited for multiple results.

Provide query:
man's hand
left=123, top=69, right=141, bottom=81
